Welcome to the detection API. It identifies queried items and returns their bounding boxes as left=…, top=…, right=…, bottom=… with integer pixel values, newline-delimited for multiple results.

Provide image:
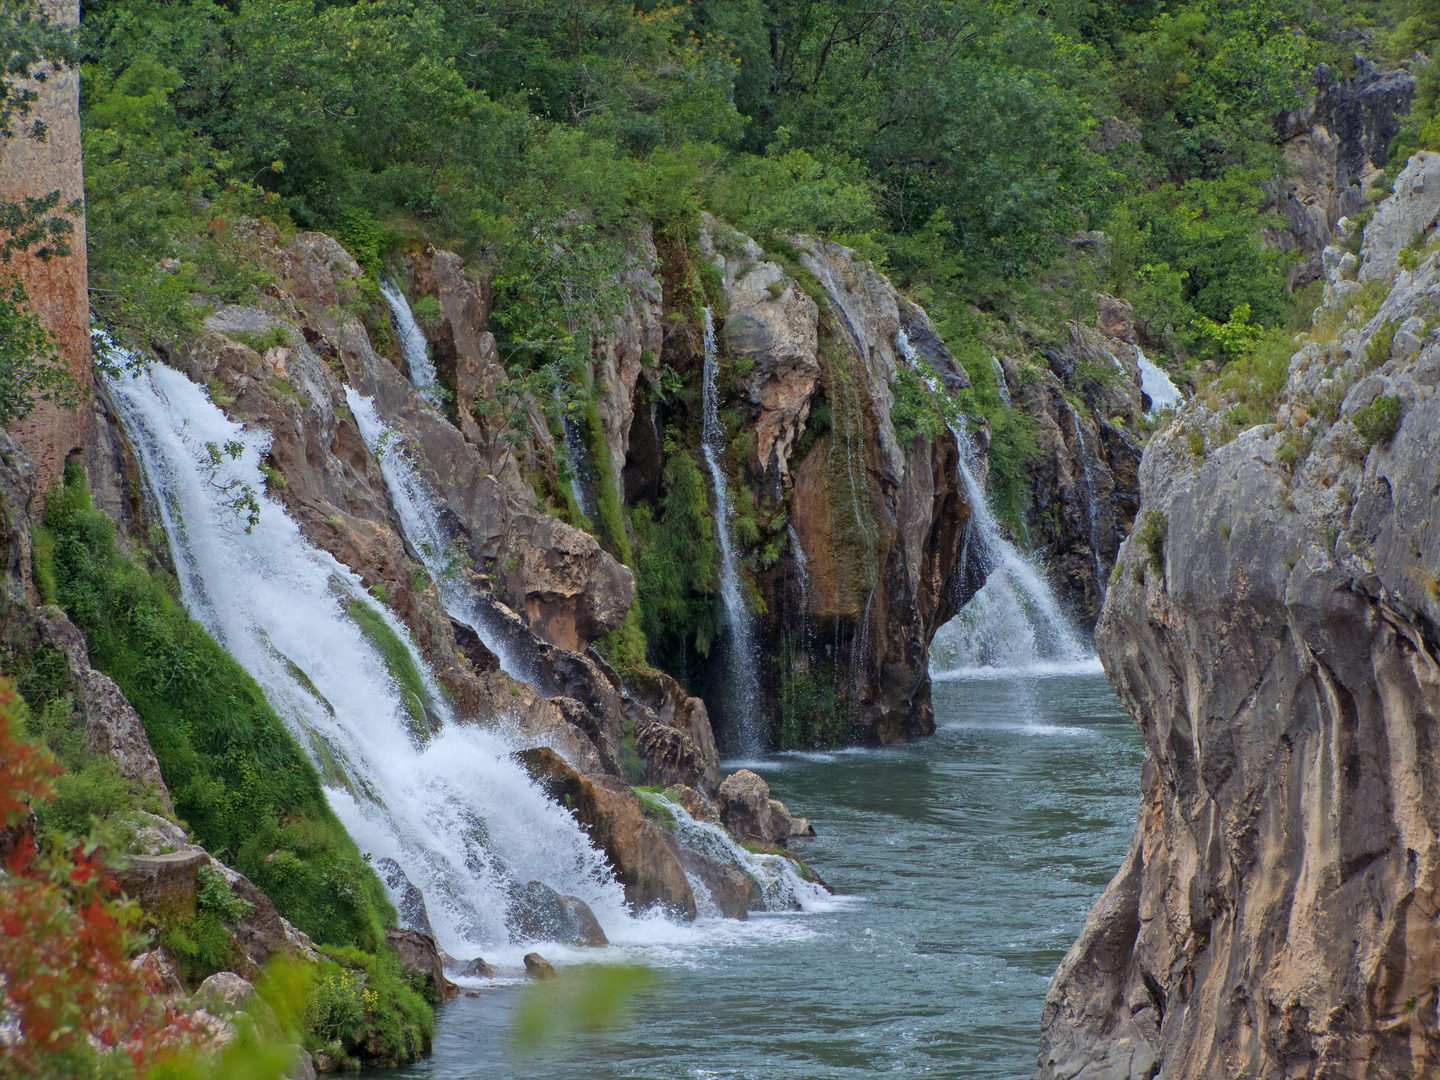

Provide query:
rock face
left=693, top=215, right=981, bottom=745
left=1020, top=304, right=1148, bottom=622
left=1273, top=61, right=1415, bottom=286
left=516, top=747, right=696, bottom=919
left=385, top=928, right=459, bottom=1001
left=717, top=769, right=794, bottom=847
left=1038, top=167, right=1440, bottom=1079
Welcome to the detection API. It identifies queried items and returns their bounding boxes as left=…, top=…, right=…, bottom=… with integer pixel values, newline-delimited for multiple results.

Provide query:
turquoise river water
left=382, top=668, right=1143, bottom=1079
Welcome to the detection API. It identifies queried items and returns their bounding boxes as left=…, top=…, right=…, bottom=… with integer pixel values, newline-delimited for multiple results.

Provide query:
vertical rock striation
left=1038, top=158, right=1440, bottom=1079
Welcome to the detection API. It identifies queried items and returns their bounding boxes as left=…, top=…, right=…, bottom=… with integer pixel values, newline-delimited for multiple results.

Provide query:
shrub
left=1136, top=510, right=1167, bottom=576
left=1365, top=319, right=1398, bottom=371
left=311, top=945, right=434, bottom=1067
left=36, top=465, right=394, bottom=950
left=1353, top=394, right=1404, bottom=447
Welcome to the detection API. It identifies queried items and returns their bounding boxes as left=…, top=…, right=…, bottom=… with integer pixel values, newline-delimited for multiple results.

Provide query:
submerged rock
left=459, top=956, right=495, bottom=979
left=509, top=880, right=608, bottom=947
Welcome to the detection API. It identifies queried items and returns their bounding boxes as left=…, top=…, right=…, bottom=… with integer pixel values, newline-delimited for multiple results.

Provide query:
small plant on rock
left=1352, top=394, right=1404, bottom=447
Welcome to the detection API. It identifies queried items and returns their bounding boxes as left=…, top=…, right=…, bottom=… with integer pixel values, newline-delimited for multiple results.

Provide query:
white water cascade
left=701, top=309, right=762, bottom=752
left=344, top=389, right=532, bottom=682
left=930, top=428, right=1094, bottom=677
left=1136, top=346, right=1183, bottom=413
left=379, top=280, right=444, bottom=409
left=108, top=362, right=635, bottom=962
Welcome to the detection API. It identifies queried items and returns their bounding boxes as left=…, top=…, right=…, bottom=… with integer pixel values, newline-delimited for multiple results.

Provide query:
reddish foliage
left=0, top=675, right=197, bottom=1077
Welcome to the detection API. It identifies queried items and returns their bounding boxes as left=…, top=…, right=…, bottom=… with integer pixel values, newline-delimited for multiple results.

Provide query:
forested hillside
left=75, top=0, right=1392, bottom=528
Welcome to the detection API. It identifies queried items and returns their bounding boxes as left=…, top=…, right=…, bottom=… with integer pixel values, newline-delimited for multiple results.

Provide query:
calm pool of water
left=381, top=670, right=1143, bottom=1079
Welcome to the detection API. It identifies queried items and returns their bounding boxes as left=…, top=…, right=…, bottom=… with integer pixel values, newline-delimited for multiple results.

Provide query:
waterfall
left=108, top=362, right=636, bottom=962
left=379, top=280, right=444, bottom=409
left=345, top=390, right=532, bottom=683
left=1136, top=347, right=1182, bottom=413
left=701, top=309, right=762, bottom=752
left=561, top=411, right=596, bottom=522
left=929, top=427, right=1094, bottom=678
left=787, top=524, right=810, bottom=638
left=1062, top=402, right=1108, bottom=604
left=669, top=803, right=832, bottom=915
left=989, top=355, right=1012, bottom=405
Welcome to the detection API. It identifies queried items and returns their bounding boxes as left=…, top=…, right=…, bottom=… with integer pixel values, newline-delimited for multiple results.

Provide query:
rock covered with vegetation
left=1038, top=156, right=1440, bottom=1080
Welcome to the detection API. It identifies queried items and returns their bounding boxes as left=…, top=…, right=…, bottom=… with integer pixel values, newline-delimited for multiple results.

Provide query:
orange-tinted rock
left=1, top=0, right=92, bottom=493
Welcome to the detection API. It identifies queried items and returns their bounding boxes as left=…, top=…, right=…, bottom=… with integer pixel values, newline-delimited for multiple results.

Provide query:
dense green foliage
left=307, top=946, right=435, bottom=1068
left=35, top=465, right=395, bottom=951
left=632, top=435, right=720, bottom=670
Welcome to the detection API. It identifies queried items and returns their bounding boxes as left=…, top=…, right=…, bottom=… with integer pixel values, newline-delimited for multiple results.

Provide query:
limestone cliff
left=1037, top=154, right=1440, bottom=1080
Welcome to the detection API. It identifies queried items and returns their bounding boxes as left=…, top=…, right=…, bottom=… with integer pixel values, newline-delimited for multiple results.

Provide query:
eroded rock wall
left=1038, top=158, right=1440, bottom=1080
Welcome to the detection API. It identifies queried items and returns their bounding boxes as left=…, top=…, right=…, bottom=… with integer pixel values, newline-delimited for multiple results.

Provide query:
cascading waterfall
left=700, top=308, right=762, bottom=752
left=1136, top=346, right=1183, bottom=413
left=989, top=355, right=1012, bottom=405
left=345, top=389, right=532, bottom=683
left=668, top=803, right=831, bottom=915
left=109, top=362, right=633, bottom=962
left=930, top=427, right=1092, bottom=676
left=561, top=412, right=596, bottom=522
left=379, top=280, right=444, bottom=409
left=1062, top=402, right=1108, bottom=604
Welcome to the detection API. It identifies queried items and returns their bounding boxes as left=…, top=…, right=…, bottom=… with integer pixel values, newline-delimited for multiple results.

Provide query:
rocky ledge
left=1038, top=154, right=1440, bottom=1079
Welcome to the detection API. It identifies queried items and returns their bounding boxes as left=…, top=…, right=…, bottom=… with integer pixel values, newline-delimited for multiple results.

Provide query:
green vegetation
left=632, top=435, right=720, bottom=668
left=1137, top=509, right=1168, bottom=576
left=305, top=946, right=434, bottom=1069
left=777, top=655, right=850, bottom=750
left=346, top=597, right=435, bottom=745
left=1353, top=394, right=1405, bottom=446
left=36, top=463, right=395, bottom=950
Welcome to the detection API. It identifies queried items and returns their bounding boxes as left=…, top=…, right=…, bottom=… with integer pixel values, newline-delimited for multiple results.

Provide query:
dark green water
left=384, top=669, right=1143, bottom=1079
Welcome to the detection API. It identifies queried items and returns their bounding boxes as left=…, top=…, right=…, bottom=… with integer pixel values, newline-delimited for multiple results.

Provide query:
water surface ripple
left=385, top=671, right=1142, bottom=1079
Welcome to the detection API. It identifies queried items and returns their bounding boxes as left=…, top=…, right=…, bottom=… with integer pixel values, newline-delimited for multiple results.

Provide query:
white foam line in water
left=931, top=658, right=1104, bottom=682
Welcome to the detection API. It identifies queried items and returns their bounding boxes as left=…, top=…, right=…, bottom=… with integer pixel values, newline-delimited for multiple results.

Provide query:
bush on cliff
left=34, top=464, right=395, bottom=951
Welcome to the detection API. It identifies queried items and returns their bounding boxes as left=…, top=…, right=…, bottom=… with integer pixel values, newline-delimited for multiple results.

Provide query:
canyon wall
left=1038, top=154, right=1440, bottom=1080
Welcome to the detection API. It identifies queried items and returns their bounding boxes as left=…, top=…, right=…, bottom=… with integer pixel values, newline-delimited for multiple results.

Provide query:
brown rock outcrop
left=1038, top=181, right=1440, bottom=1079
left=692, top=218, right=981, bottom=745
left=516, top=746, right=696, bottom=919
left=385, top=927, right=459, bottom=1001
left=717, top=769, right=792, bottom=847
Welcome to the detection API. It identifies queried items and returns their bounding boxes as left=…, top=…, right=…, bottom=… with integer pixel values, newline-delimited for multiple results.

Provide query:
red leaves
left=0, top=676, right=195, bottom=1075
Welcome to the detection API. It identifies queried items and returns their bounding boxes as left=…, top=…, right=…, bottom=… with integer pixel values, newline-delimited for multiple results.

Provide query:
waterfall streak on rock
left=379, top=280, right=443, bottom=409
left=1063, top=402, right=1108, bottom=603
left=1136, top=347, right=1182, bottom=413
left=346, top=390, right=532, bottom=683
left=701, top=309, right=762, bottom=751
left=109, top=362, right=631, bottom=961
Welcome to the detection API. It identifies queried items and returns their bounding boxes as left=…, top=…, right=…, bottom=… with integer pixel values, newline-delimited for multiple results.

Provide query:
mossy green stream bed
left=384, top=670, right=1142, bottom=1078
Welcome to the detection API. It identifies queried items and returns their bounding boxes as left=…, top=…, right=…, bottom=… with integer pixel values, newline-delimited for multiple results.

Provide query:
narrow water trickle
left=109, top=362, right=634, bottom=963
left=346, top=390, right=531, bottom=682
left=701, top=309, right=762, bottom=752
left=1063, top=402, right=1108, bottom=605
left=379, top=279, right=444, bottom=409
left=561, top=411, right=596, bottom=523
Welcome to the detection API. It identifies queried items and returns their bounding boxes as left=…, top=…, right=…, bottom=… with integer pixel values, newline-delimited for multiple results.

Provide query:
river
left=382, top=668, right=1143, bottom=1079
